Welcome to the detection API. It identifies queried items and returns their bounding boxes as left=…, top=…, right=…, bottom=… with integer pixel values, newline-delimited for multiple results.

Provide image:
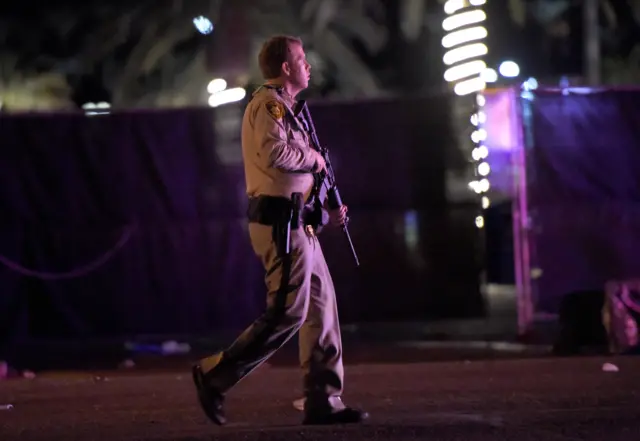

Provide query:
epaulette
left=251, top=83, right=284, bottom=99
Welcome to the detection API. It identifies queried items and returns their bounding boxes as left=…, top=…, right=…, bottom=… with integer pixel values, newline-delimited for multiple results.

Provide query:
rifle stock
left=296, top=101, right=360, bottom=267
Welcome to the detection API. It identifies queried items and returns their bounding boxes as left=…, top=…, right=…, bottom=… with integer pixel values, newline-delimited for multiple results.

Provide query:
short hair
left=258, top=35, right=303, bottom=80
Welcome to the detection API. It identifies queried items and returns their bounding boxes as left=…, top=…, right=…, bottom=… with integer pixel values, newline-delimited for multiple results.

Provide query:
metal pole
left=584, top=0, right=601, bottom=85
left=511, top=88, right=533, bottom=338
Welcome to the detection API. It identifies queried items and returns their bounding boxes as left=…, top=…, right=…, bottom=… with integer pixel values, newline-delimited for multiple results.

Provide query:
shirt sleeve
left=253, top=99, right=317, bottom=172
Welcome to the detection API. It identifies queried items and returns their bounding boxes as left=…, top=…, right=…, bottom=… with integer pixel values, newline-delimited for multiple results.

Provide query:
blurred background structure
left=1, top=0, right=640, bottom=375
left=2, top=0, right=639, bottom=110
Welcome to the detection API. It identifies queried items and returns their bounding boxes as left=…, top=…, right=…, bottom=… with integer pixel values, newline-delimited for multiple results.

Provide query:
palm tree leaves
left=0, top=52, right=73, bottom=111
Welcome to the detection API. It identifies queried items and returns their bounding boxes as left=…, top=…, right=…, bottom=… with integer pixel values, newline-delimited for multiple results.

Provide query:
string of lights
left=442, top=0, right=490, bottom=229
left=469, top=92, right=490, bottom=230
left=441, top=0, right=488, bottom=97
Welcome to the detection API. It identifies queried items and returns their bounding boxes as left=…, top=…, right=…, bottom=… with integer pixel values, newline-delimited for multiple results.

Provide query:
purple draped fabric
left=524, top=89, right=640, bottom=314
left=0, top=96, right=483, bottom=344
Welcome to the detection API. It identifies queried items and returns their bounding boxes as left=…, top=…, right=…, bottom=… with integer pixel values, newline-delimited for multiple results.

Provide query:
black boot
left=303, top=405, right=369, bottom=425
left=192, top=364, right=227, bottom=425
left=302, top=380, right=369, bottom=426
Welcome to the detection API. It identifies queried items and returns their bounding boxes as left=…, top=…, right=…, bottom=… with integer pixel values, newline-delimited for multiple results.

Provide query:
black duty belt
left=247, top=194, right=327, bottom=232
left=247, top=195, right=298, bottom=226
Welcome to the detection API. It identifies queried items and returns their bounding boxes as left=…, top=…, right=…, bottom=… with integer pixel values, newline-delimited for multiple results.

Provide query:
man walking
left=191, top=35, right=368, bottom=426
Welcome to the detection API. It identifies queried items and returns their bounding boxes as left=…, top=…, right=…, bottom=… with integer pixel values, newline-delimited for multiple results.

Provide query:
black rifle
left=295, top=100, right=360, bottom=267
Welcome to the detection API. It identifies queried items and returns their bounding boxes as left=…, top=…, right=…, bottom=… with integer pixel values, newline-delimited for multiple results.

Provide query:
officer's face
left=285, top=43, right=311, bottom=91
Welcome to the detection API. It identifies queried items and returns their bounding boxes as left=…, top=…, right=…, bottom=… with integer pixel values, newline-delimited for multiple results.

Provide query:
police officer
left=191, top=35, right=368, bottom=426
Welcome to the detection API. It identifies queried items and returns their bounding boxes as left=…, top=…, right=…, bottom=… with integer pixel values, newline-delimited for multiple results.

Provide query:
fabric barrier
left=523, top=89, right=640, bottom=314
left=0, top=97, right=484, bottom=347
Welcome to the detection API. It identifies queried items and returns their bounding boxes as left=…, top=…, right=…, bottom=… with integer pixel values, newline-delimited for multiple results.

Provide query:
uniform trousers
left=199, top=223, right=345, bottom=411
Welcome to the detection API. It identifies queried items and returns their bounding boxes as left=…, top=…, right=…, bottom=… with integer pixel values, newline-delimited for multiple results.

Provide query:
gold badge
left=265, top=100, right=285, bottom=120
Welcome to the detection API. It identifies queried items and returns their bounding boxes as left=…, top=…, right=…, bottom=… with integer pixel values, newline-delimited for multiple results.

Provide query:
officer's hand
left=313, top=152, right=327, bottom=173
left=329, top=205, right=349, bottom=227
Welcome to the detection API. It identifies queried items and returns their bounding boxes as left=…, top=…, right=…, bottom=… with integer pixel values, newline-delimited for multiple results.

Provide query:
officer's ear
left=281, top=61, right=292, bottom=76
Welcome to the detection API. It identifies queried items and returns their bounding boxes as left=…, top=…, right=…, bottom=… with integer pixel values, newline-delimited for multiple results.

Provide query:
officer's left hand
left=329, top=205, right=349, bottom=227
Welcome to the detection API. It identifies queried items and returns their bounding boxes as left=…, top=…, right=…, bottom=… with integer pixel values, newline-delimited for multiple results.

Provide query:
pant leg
left=199, top=223, right=314, bottom=392
left=298, top=235, right=345, bottom=410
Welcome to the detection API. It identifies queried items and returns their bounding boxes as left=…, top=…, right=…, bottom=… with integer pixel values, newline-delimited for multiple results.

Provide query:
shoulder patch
left=265, top=100, right=285, bottom=120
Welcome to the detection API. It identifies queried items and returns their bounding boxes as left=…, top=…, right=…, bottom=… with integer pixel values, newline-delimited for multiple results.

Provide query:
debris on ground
left=602, top=362, right=619, bottom=372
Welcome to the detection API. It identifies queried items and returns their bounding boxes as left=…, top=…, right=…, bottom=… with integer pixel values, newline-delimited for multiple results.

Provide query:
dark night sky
left=2, top=1, right=638, bottom=104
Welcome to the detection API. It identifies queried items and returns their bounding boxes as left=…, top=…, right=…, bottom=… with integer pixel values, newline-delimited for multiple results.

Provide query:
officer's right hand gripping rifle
left=295, top=100, right=360, bottom=267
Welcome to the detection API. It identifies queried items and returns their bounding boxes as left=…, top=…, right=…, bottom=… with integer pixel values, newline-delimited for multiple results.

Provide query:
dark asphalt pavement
left=1, top=354, right=639, bottom=441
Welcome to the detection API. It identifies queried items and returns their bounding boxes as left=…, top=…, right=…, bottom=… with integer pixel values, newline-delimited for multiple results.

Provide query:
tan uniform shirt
left=241, top=85, right=317, bottom=201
